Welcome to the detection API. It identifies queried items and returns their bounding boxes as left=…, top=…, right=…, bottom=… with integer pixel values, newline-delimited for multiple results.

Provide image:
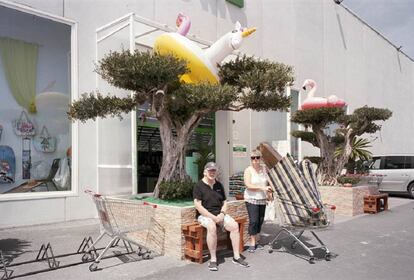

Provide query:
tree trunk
left=315, top=130, right=338, bottom=185
left=333, top=131, right=354, bottom=177
left=315, top=127, right=354, bottom=186
left=152, top=114, right=202, bottom=198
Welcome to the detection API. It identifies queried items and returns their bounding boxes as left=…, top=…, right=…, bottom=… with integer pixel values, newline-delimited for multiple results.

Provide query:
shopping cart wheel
left=325, top=253, right=332, bottom=261
left=308, top=257, right=315, bottom=264
left=89, top=262, right=99, bottom=272
left=82, top=253, right=94, bottom=262
left=142, top=251, right=153, bottom=260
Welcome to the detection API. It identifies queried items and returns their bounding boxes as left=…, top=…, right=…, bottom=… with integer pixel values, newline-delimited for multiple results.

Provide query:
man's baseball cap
left=204, top=162, right=218, bottom=171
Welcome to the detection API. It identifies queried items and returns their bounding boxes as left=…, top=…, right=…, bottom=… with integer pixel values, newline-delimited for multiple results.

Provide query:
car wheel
left=408, top=183, right=414, bottom=199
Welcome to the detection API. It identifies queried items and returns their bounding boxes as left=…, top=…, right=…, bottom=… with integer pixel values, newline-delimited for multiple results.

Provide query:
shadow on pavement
left=0, top=238, right=31, bottom=264
left=261, top=223, right=339, bottom=263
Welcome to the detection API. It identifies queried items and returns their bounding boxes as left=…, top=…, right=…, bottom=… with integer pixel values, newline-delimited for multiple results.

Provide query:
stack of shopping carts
left=258, top=142, right=336, bottom=264
left=83, top=190, right=157, bottom=271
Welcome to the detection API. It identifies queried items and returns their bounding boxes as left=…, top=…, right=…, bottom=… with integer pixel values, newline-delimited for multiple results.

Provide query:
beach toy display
left=154, top=13, right=256, bottom=84
left=301, top=79, right=346, bottom=110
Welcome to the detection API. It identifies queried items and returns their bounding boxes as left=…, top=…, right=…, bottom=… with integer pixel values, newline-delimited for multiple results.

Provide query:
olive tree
left=68, top=51, right=294, bottom=197
left=291, top=106, right=392, bottom=185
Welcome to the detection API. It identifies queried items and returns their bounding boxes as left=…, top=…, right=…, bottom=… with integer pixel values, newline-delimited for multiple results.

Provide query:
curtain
left=0, top=37, right=38, bottom=113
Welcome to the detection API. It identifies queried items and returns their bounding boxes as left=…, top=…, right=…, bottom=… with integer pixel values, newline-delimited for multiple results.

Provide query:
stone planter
left=319, top=185, right=379, bottom=216
left=126, top=200, right=248, bottom=259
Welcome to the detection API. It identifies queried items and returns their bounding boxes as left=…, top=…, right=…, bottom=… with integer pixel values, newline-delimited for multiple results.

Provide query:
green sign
left=233, top=144, right=247, bottom=157
left=226, top=0, right=244, bottom=8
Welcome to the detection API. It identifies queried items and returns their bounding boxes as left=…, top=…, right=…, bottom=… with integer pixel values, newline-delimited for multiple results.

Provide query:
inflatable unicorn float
left=301, top=79, right=346, bottom=110
left=154, top=13, right=256, bottom=84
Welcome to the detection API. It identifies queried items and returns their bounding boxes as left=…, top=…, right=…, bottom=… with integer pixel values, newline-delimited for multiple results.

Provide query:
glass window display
left=0, top=6, right=72, bottom=194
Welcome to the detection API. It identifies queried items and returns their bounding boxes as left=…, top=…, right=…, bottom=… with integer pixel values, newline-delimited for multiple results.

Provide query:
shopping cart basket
left=83, top=190, right=157, bottom=271
left=258, top=144, right=335, bottom=263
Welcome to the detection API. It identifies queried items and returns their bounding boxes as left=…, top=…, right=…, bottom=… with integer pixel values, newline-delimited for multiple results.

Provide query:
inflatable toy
left=176, top=13, right=191, bottom=36
left=301, top=79, right=346, bottom=110
left=154, top=14, right=256, bottom=84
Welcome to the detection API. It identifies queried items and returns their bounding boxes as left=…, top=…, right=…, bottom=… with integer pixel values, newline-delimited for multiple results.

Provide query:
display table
left=364, top=194, right=388, bottom=214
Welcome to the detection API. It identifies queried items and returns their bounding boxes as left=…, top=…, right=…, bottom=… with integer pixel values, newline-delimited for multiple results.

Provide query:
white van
left=365, top=155, right=414, bottom=198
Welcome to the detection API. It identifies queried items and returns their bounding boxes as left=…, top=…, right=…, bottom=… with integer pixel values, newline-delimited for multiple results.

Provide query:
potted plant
left=235, top=190, right=245, bottom=200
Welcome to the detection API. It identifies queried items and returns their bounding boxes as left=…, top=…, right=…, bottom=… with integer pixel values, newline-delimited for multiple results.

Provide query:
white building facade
left=0, top=0, right=412, bottom=228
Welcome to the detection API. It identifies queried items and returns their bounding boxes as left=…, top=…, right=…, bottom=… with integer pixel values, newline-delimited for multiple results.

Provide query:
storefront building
left=0, top=0, right=413, bottom=228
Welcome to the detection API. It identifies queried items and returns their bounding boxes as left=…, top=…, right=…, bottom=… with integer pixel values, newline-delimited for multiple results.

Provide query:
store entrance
left=137, top=113, right=215, bottom=194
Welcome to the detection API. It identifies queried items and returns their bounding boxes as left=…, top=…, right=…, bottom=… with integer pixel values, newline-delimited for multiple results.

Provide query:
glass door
left=136, top=111, right=215, bottom=194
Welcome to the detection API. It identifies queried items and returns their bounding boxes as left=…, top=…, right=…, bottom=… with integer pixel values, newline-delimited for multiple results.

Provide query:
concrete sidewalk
left=1, top=197, right=413, bottom=280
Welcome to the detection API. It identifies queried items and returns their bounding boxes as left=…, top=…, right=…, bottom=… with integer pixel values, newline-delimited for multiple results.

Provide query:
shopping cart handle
left=311, top=207, right=321, bottom=213
left=143, top=201, right=157, bottom=208
left=84, top=188, right=101, bottom=197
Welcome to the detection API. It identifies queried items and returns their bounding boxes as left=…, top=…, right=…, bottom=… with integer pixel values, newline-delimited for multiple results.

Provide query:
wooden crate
left=182, top=216, right=247, bottom=263
left=364, top=194, right=388, bottom=214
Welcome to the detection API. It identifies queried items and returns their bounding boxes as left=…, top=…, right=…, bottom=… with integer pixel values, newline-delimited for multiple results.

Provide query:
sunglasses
left=250, top=156, right=261, bottom=160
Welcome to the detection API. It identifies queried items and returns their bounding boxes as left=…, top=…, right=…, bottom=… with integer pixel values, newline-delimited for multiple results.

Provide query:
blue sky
left=344, top=0, right=414, bottom=59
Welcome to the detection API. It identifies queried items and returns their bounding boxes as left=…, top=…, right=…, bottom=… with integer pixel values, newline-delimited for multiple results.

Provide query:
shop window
left=0, top=5, right=74, bottom=195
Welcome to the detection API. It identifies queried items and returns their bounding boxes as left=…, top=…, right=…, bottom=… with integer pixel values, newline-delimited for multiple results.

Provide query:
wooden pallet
left=364, top=194, right=388, bottom=214
left=182, top=216, right=247, bottom=263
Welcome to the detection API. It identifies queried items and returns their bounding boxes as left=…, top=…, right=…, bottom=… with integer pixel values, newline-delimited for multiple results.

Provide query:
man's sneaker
left=256, top=244, right=264, bottom=250
left=208, top=261, right=218, bottom=271
left=232, top=257, right=249, bottom=268
left=247, top=246, right=255, bottom=253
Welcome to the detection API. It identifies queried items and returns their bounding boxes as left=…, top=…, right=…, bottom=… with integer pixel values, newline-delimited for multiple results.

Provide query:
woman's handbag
left=33, top=126, right=57, bottom=153
left=13, top=111, right=36, bottom=136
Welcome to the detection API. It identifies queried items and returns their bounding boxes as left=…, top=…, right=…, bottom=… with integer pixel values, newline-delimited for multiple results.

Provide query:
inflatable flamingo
left=154, top=15, right=256, bottom=84
left=301, top=79, right=346, bottom=110
left=176, top=13, right=191, bottom=36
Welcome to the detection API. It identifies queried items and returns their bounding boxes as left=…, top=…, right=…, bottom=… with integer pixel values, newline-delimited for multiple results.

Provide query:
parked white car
left=364, top=155, right=414, bottom=198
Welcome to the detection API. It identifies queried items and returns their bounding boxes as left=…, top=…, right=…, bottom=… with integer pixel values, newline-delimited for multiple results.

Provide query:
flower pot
left=235, top=193, right=244, bottom=200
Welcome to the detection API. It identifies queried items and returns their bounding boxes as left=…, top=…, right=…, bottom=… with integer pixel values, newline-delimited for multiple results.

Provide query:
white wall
left=0, top=0, right=412, bottom=227
left=231, top=0, right=414, bottom=161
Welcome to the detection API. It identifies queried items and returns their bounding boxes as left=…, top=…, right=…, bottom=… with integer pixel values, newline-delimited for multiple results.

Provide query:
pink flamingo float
left=176, top=12, right=191, bottom=36
left=301, top=79, right=346, bottom=110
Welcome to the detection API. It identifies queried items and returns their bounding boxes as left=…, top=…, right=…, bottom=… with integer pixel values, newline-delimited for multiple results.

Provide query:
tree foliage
left=68, top=52, right=294, bottom=122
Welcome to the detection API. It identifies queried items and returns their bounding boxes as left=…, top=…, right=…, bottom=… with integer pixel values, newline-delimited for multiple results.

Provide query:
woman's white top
left=244, top=166, right=268, bottom=201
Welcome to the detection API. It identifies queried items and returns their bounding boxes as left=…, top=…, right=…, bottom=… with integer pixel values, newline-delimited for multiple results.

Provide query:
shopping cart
left=258, top=143, right=335, bottom=263
left=83, top=190, right=157, bottom=271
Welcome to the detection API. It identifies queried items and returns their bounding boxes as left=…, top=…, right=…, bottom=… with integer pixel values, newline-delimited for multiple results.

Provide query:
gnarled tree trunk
left=315, top=129, right=337, bottom=185
left=315, top=128, right=354, bottom=185
left=152, top=113, right=203, bottom=198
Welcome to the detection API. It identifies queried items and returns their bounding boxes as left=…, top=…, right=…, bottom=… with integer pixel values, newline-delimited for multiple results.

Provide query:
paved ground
left=0, top=196, right=413, bottom=280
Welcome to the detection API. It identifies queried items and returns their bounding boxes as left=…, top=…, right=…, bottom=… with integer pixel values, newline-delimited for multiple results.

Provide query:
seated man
left=193, top=162, right=249, bottom=271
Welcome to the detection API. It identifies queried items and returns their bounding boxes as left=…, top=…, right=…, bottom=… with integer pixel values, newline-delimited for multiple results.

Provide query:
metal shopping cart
left=83, top=190, right=157, bottom=271
left=258, top=143, right=335, bottom=263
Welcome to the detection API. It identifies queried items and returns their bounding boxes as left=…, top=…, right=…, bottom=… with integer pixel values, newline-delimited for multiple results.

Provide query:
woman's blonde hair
left=250, top=149, right=262, bottom=158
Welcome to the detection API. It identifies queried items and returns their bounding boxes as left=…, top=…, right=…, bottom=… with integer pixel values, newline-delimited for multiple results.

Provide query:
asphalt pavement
left=0, top=196, right=413, bottom=280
